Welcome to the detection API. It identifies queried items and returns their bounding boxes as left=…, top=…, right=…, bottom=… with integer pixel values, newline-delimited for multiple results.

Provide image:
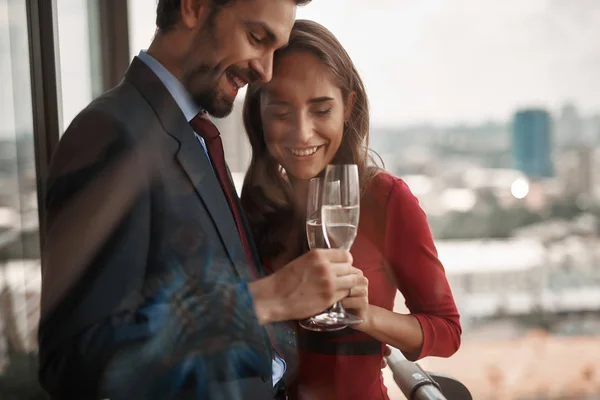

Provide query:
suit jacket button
left=262, top=375, right=270, bottom=383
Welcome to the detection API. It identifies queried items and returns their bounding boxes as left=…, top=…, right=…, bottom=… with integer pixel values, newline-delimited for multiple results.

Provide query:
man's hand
left=249, top=249, right=362, bottom=324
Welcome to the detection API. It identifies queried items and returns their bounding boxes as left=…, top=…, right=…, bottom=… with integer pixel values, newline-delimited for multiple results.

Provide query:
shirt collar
left=137, top=50, right=202, bottom=122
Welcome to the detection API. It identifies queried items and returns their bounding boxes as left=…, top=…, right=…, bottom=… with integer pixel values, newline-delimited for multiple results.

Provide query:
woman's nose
left=293, top=113, right=314, bottom=143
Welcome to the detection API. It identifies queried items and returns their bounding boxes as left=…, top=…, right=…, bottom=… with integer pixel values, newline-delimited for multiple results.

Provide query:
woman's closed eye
left=312, top=108, right=332, bottom=116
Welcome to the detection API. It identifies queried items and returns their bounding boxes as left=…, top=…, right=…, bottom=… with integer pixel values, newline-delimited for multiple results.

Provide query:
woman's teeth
left=289, top=146, right=320, bottom=157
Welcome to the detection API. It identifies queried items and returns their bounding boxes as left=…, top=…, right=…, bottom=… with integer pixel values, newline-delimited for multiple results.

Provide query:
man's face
left=181, top=0, right=296, bottom=118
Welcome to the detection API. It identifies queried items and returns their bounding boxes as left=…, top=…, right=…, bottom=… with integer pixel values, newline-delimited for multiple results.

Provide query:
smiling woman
left=259, top=51, right=350, bottom=180
left=241, top=19, right=375, bottom=262
left=240, top=20, right=461, bottom=400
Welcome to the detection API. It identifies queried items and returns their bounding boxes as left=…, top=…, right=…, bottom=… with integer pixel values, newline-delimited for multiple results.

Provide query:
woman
left=241, top=20, right=461, bottom=400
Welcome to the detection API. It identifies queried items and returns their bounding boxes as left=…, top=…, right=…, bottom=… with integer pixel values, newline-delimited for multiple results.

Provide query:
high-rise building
left=556, top=103, right=583, bottom=147
left=512, top=109, right=554, bottom=178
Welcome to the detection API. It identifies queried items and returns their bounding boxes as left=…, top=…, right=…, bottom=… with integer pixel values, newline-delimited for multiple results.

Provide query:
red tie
left=190, top=113, right=258, bottom=279
left=190, top=114, right=285, bottom=361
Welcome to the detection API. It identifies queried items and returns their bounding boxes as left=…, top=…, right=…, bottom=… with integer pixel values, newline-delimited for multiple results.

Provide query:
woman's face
left=260, top=51, right=353, bottom=181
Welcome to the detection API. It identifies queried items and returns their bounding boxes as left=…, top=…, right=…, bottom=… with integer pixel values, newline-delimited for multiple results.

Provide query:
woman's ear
left=344, top=91, right=357, bottom=123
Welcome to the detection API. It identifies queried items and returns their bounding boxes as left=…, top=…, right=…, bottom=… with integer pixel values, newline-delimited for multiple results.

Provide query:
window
left=0, top=0, right=42, bottom=392
left=122, top=3, right=600, bottom=397
left=55, top=0, right=103, bottom=130
left=128, top=0, right=155, bottom=60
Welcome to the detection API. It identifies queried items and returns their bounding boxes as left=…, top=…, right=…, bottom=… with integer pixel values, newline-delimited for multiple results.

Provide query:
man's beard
left=179, top=8, right=235, bottom=119
left=183, top=65, right=235, bottom=119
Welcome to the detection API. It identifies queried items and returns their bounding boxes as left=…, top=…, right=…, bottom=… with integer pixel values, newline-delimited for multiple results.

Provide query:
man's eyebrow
left=244, top=21, right=277, bottom=43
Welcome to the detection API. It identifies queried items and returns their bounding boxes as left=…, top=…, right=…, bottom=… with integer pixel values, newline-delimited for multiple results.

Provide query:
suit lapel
left=124, top=57, right=252, bottom=282
left=225, top=166, right=266, bottom=277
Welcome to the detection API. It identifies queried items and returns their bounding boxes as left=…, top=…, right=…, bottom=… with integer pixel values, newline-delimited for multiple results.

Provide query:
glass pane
left=0, top=0, right=43, bottom=396
left=56, top=0, right=102, bottom=130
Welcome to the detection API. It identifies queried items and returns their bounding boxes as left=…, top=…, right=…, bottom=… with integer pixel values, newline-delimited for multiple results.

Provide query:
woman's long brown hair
left=241, top=19, right=380, bottom=262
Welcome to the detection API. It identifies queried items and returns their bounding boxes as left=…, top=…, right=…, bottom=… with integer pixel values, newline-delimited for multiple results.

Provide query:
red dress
left=289, top=172, right=461, bottom=400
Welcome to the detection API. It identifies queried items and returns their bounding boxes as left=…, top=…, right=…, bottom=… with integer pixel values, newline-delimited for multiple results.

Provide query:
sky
left=128, top=0, right=600, bottom=127
left=293, top=0, right=600, bottom=126
left=2, top=0, right=600, bottom=138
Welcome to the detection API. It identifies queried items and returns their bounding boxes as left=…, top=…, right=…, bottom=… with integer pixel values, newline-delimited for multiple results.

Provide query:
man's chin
left=204, top=97, right=235, bottom=119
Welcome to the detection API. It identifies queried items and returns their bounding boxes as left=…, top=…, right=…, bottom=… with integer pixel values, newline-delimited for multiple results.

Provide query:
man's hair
left=156, top=0, right=313, bottom=32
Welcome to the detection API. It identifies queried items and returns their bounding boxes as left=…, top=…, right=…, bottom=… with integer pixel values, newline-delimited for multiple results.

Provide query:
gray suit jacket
left=38, top=58, right=293, bottom=399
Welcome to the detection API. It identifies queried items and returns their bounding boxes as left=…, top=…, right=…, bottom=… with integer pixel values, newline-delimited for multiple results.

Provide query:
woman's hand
left=341, top=275, right=370, bottom=330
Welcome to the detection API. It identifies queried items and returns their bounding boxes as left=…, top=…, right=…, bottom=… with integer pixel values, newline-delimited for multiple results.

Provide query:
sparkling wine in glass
left=299, top=165, right=363, bottom=332
left=305, top=179, right=327, bottom=250
left=320, top=164, right=363, bottom=327
left=321, top=200, right=359, bottom=251
left=299, top=178, right=345, bottom=331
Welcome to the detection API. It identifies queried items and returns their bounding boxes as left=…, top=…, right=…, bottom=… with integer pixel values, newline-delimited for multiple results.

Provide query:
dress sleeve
left=383, top=176, right=461, bottom=360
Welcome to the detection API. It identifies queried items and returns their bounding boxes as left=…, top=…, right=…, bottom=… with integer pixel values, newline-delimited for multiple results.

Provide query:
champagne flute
left=299, top=177, right=346, bottom=331
left=320, top=164, right=362, bottom=326
left=305, top=178, right=328, bottom=250
left=298, top=165, right=363, bottom=331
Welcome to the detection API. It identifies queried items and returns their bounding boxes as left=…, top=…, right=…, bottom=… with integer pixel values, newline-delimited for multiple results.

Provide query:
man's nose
left=250, top=52, right=274, bottom=83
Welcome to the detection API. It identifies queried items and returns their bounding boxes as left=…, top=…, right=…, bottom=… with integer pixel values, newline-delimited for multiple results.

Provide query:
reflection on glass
left=0, top=0, right=43, bottom=395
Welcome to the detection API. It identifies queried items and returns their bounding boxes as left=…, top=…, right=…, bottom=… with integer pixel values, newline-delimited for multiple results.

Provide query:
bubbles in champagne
left=321, top=205, right=359, bottom=250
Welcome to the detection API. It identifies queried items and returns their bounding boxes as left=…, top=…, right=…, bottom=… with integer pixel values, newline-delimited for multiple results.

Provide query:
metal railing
left=386, top=346, right=472, bottom=400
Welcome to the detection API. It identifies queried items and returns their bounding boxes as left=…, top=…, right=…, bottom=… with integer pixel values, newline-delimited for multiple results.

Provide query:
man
left=38, top=0, right=366, bottom=399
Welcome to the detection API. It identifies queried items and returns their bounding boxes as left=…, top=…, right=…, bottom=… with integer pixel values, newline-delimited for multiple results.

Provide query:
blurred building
left=556, top=103, right=584, bottom=147
left=438, top=237, right=600, bottom=326
left=558, top=146, right=595, bottom=198
left=512, top=109, right=554, bottom=179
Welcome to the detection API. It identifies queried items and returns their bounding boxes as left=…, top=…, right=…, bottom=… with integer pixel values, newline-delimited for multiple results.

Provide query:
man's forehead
left=234, top=0, right=296, bottom=44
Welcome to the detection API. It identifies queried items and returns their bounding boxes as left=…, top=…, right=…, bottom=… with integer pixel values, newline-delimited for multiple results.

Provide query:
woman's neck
left=288, top=176, right=311, bottom=213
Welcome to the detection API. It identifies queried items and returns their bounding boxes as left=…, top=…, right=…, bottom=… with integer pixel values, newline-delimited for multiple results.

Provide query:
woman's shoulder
left=359, top=170, right=415, bottom=248
left=364, top=169, right=413, bottom=205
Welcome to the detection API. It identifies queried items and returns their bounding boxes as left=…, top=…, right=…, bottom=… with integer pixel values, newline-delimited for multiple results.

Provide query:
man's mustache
left=225, top=65, right=261, bottom=85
